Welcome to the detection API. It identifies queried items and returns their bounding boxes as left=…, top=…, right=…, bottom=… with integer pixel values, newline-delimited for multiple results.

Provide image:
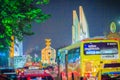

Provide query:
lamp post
left=118, top=21, right=120, bottom=33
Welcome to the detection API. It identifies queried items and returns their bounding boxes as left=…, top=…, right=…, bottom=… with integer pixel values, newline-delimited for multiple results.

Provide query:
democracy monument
left=41, top=39, right=56, bottom=66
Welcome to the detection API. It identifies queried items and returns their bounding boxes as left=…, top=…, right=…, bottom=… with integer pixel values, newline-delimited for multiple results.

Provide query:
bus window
left=68, top=48, right=80, bottom=63
left=84, top=42, right=118, bottom=55
left=59, top=52, right=66, bottom=64
left=67, top=48, right=80, bottom=80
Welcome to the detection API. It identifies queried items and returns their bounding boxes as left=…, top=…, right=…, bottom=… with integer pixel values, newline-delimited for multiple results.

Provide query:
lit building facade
left=14, top=39, right=23, bottom=56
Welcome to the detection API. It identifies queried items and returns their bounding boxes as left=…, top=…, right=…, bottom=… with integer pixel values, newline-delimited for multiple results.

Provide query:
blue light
left=109, top=72, right=120, bottom=74
left=0, top=52, right=6, bottom=56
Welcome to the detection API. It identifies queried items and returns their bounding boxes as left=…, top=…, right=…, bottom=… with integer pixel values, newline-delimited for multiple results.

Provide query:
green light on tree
left=0, top=0, right=50, bottom=52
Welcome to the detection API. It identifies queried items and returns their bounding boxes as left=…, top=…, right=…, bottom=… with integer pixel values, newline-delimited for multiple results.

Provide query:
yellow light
left=10, top=36, right=14, bottom=58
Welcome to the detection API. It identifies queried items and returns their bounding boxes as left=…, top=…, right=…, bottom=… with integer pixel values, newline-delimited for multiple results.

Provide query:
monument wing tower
left=72, top=6, right=89, bottom=44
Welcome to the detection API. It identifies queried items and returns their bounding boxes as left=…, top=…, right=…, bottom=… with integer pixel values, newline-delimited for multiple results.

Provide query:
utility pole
left=65, top=54, right=68, bottom=80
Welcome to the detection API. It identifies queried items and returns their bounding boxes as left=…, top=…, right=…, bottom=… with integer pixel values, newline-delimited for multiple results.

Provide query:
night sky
left=23, top=0, right=120, bottom=54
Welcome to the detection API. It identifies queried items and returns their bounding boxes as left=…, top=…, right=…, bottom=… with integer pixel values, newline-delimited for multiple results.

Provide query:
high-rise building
left=9, top=37, right=23, bottom=67
left=14, top=39, right=23, bottom=56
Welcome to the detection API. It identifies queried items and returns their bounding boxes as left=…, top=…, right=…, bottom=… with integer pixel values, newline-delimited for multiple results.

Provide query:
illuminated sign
left=110, top=22, right=116, bottom=33
left=101, top=54, right=119, bottom=59
left=84, top=42, right=118, bottom=55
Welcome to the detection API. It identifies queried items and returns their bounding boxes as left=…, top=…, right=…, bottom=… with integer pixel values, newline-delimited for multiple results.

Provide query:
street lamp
left=118, top=21, right=120, bottom=35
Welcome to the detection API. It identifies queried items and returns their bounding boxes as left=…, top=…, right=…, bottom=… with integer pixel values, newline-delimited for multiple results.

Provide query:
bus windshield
left=84, top=42, right=118, bottom=55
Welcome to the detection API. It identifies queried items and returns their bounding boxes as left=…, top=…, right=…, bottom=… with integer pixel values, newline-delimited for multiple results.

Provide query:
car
left=18, top=76, right=54, bottom=80
left=0, top=67, right=17, bottom=80
left=0, top=74, right=11, bottom=80
left=16, top=69, right=54, bottom=80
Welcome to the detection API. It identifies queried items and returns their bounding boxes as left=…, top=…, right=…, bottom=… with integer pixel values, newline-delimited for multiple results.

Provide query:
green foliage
left=0, top=0, right=50, bottom=51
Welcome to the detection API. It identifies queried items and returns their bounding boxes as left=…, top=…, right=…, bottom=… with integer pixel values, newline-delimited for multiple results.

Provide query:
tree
left=0, top=0, right=50, bottom=52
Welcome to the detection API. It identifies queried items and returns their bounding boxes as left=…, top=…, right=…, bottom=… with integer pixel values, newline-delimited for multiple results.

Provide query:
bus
left=58, top=38, right=120, bottom=80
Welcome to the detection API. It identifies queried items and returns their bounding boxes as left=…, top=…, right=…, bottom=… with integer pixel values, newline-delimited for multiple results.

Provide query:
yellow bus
left=58, top=38, right=120, bottom=80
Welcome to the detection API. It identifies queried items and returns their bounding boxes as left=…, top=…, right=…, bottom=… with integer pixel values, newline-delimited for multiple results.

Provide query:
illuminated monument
left=41, top=39, right=56, bottom=65
left=72, top=6, right=89, bottom=43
